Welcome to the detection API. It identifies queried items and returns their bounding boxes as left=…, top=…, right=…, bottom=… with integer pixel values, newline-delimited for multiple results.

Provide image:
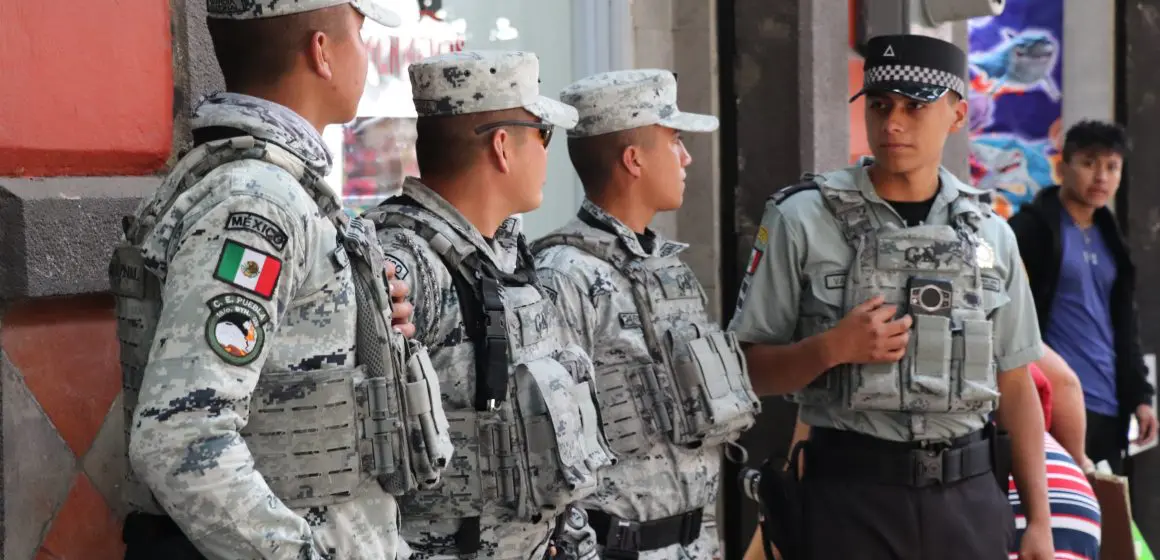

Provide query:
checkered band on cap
left=865, top=64, right=966, bottom=98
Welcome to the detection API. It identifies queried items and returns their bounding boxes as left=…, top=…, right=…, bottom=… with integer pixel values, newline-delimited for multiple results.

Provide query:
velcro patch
left=619, top=313, right=642, bottom=329
left=981, top=275, right=1002, bottom=293
left=824, top=273, right=847, bottom=290
left=204, top=293, right=270, bottom=366
left=226, top=212, right=288, bottom=251
left=213, top=239, right=283, bottom=300
left=384, top=254, right=409, bottom=280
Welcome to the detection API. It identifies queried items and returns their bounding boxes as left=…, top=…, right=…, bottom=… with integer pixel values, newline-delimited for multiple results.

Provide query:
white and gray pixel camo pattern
left=125, top=93, right=401, bottom=559
left=409, top=50, right=579, bottom=128
left=559, top=69, right=719, bottom=138
left=206, top=0, right=401, bottom=27
left=534, top=200, right=723, bottom=560
left=370, top=178, right=564, bottom=559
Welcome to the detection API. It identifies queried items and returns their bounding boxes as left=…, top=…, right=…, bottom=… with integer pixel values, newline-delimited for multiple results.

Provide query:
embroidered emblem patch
left=204, top=293, right=270, bottom=366
left=756, top=225, right=768, bottom=247
left=384, top=254, right=409, bottom=280
left=225, top=212, right=288, bottom=251
left=214, top=240, right=282, bottom=300
left=976, top=240, right=996, bottom=269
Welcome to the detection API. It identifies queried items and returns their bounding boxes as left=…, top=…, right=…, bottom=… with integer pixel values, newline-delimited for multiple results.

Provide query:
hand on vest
left=386, top=264, right=416, bottom=339
left=828, top=295, right=912, bottom=365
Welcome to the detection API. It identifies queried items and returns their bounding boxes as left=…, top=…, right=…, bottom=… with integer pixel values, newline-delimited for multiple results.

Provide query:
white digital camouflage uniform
left=532, top=70, right=750, bottom=560
left=124, top=91, right=404, bottom=559
left=119, top=3, right=410, bottom=557
left=368, top=51, right=611, bottom=560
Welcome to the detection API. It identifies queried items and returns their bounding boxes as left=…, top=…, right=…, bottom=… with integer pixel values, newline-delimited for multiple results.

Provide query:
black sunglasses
left=474, top=120, right=554, bottom=147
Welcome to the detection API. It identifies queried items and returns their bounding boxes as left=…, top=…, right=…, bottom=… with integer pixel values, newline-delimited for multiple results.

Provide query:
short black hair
left=415, top=108, right=530, bottom=179
left=1062, top=120, right=1129, bottom=162
left=566, top=128, right=654, bottom=193
left=207, top=6, right=349, bottom=92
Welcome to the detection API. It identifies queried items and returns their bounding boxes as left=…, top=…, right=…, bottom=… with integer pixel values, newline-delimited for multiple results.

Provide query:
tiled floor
left=2, top=296, right=126, bottom=560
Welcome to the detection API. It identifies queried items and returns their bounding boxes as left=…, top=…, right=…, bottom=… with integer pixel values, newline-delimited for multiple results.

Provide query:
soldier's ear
left=490, top=128, right=515, bottom=174
left=309, top=31, right=334, bottom=80
left=621, top=144, right=644, bottom=179
left=948, top=94, right=968, bottom=134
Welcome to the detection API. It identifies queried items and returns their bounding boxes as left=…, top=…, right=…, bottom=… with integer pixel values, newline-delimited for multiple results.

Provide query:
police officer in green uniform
left=729, top=34, right=1054, bottom=559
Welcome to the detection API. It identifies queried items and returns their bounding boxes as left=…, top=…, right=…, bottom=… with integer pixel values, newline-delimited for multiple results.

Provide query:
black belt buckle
left=913, top=448, right=945, bottom=487
left=603, top=519, right=641, bottom=560
left=678, top=509, right=702, bottom=546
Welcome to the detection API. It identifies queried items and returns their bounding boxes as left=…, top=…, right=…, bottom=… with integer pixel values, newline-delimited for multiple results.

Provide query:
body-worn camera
left=906, top=277, right=953, bottom=318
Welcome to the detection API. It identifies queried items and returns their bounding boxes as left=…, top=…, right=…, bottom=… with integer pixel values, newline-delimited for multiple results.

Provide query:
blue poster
left=967, top=0, right=1064, bottom=219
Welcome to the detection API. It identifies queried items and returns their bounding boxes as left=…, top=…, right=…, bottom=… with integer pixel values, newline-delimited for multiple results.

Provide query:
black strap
left=586, top=508, right=703, bottom=558
left=191, top=126, right=250, bottom=148
left=769, top=180, right=819, bottom=206
left=805, top=428, right=993, bottom=487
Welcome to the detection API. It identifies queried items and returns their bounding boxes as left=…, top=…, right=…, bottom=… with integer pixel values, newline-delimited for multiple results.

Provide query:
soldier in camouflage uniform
left=730, top=34, right=1053, bottom=559
left=111, top=2, right=453, bottom=559
left=364, top=50, right=615, bottom=560
left=531, top=69, right=760, bottom=560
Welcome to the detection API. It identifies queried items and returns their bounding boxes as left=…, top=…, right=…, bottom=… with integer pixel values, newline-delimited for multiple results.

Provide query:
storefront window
left=325, top=0, right=584, bottom=239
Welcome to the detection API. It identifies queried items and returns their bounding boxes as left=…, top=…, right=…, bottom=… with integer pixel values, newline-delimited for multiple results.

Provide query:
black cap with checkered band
left=850, top=34, right=968, bottom=104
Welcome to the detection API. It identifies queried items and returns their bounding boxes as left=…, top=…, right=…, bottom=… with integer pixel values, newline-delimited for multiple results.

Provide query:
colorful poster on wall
left=967, top=0, right=1064, bottom=219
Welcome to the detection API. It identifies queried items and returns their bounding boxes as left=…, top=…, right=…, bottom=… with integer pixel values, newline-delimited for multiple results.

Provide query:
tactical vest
left=533, top=211, right=761, bottom=460
left=109, top=135, right=454, bottom=511
left=365, top=200, right=615, bottom=551
left=791, top=176, right=1000, bottom=416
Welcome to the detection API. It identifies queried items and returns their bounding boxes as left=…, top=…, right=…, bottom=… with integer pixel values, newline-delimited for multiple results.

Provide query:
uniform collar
left=845, top=161, right=984, bottom=223
left=579, top=199, right=687, bottom=258
left=400, top=177, right=524, bottom=271
left=190, top=92, right=334, bottom=178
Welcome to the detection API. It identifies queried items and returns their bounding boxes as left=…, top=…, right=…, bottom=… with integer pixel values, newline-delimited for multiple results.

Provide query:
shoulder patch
left=204, top=293, right=271, bottom=366
left=213, top=239, right=283, bottom=300
left=384, top=253, right=409, bottom=281
left=225, top=212, right=288, bottom=251
left=769, top=181, right=819, bottom=205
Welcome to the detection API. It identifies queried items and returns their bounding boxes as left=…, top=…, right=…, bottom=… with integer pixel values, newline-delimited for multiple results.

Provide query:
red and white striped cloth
left=1007, top=433, right=1102, bottom=559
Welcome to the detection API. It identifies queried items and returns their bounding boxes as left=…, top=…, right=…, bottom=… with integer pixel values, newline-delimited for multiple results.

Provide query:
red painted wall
left=0, top=0, right=173, bottom=176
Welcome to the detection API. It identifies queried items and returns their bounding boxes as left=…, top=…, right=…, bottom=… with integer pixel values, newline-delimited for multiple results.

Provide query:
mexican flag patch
left=214, top=240, right=282, bottom=299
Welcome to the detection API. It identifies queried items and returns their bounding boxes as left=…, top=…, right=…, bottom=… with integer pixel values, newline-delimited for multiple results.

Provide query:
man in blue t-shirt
left=1009, top=120, right=1157, bottom=474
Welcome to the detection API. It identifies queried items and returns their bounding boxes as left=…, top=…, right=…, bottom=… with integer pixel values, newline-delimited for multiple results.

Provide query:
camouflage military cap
left=560, top=69, right=719, bottom=138
left=408, top=50, right=579, bottom=128
left=206, top=0, right=401, bottom=28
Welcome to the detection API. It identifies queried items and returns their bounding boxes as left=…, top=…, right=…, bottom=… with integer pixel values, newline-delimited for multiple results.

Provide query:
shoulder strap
left=375, top=196, right=544, bottom=412
left=126, top=133, right=344, bottom=244
left=817, top=184, right=876, bottom=246
left=769, top=180, right=819, bottom=206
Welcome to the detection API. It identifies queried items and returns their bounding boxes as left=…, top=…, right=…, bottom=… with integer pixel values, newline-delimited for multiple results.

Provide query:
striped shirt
left=1007, top=433, right=1102, bottom=559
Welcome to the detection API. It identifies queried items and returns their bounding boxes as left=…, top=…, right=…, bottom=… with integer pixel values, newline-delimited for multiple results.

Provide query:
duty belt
left=587, top=508, right=703, bottom=559
left=804, top=427, right=993, bottom=488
